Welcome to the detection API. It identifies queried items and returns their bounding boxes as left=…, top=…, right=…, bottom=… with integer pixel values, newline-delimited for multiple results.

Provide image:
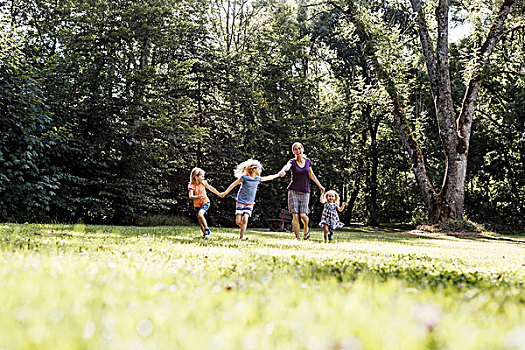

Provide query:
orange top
left=188, top=181, right=210, bottom=207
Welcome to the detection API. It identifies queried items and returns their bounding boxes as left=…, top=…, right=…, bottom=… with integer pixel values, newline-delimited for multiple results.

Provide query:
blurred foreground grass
left=1, top=223, right=524, bottom=349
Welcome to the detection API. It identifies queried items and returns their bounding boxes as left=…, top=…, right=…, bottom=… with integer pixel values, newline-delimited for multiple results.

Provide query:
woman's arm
left=219, top=178, right=242, bottom=197
left=203, top=180, right=222, bottom=197
left=261, top=173, right=280, bottom=182
left=337, top=202, right=347, bottom=212
left=309, top=168, right=325, bottom=193
left=278, top=161, right=292, bottom=177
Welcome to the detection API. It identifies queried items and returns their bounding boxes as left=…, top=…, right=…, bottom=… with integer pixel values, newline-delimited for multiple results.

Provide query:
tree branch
left=409, top=0, right=439, bottom=99
left=328, top=0, right=438, bottom=208
left=432, top=0, right=458, bottom=157
left=457, top=0, right=518, bottom=152
left=504, top=24, right=525, bottom=34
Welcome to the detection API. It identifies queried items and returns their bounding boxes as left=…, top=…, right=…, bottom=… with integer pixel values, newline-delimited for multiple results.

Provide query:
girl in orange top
left=188, top=167, right=221, bottom=238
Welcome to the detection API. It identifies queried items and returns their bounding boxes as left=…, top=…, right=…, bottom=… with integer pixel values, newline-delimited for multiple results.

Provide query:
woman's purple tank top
left=287, top=158, right=311, bottom=193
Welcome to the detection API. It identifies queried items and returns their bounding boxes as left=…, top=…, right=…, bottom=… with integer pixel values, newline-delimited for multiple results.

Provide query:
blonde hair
left=234, top=159, right=262, bottom=178
left=324, top=190, right=340, bottom=203
left=189, top=167, right=205, bottom=185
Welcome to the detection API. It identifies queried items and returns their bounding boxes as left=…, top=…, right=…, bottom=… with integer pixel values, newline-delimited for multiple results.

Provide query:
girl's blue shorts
left=194, top=202, right=210, bottom=216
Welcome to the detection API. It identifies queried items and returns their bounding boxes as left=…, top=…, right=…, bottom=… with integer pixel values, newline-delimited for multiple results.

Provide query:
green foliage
left=136, top=214, right=192, bottom=226
left=0, top=223, right=524, bottom=349
left=3, top=0, right=211, bottom=223
left=0, top=0, right=522, bottom=229
left=461, top=26, right=525, bottom=229
left=0, top=21, right=58, bottom=222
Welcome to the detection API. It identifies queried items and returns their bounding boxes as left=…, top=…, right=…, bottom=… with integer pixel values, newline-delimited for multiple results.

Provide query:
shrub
left=136, top=214, right=192, bottom=226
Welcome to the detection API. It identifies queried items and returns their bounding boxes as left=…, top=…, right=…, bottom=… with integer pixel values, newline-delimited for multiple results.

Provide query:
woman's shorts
left=235, top=202, right=254, bottom=216
left=288, top=190, right=310, bottom=214
left=194, top=202, right=210, bottom=216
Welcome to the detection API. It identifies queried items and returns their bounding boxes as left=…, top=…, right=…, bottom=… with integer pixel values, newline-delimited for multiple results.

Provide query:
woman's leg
left=292, top=213, right=301, bottom=239
left=300, top=213, right=309, bottom=238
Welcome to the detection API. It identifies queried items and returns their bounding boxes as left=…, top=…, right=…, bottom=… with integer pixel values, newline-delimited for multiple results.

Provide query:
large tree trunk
left=332, top=0, right=517, bottom=223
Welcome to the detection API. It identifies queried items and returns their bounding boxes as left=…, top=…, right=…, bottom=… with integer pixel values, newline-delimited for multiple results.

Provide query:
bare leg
left=300, top=213, right=309, bottom=239
left=239, top=213, right=249, bottom=239
left=197, top=209, right=208, bottom=234
left=323, top=224, right=329, bottom=241
left=292, top=213, right=301, bottom=239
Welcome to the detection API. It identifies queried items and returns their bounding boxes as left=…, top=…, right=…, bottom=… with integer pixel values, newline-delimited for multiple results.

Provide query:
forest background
left=1, top=0, right=523, bottom=232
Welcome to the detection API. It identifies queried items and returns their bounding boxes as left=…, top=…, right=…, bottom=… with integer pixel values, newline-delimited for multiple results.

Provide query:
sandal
left=304, top=230, right=310, bottom=240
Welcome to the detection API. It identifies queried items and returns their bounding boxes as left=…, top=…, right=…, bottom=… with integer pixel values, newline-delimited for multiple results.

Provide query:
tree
left=0, top=19, right=57, bottom=222
left=327, top=0, right=518, bottom=224
left=6, top=0, right=211, bottom=223
left=458, top=5, right=525, bottom=227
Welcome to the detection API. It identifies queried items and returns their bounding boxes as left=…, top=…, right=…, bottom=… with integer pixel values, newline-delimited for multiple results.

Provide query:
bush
left=135, top=214, right=192, bottom=226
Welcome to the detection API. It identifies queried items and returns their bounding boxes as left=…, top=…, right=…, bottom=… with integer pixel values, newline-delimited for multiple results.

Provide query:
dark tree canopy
left=1, top=0, right=523, bottom=231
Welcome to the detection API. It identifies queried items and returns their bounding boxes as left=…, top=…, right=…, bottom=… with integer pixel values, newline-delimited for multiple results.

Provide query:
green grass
left=1, top=223, right=524, bottom=350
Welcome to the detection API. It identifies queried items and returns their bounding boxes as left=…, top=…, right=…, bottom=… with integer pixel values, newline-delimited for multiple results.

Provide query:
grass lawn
left=1, top=223, right=524, bottom=350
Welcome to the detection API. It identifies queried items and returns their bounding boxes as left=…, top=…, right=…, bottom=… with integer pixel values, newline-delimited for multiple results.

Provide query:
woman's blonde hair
left=234, top=159, right=262, bottom=178
left=189, top=167, right=205, bottom=185
left=324, top=190, right=340, bottom=203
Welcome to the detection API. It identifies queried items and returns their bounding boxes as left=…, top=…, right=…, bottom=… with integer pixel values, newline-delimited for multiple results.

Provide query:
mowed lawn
left=1, top=223, right=524, bottom=350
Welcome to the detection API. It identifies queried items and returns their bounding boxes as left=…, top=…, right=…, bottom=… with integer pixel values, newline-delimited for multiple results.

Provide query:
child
left=319, top=190, right=346, bottom=242
left=188, top=167, right=221, bottom=238
left=220, top=159, right=279, bottom=239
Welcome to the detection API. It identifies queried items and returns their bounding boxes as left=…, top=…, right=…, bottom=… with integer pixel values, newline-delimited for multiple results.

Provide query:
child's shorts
left=194, top=202, right=210, bottom=216
left=235, top=202, right=254, bottom=217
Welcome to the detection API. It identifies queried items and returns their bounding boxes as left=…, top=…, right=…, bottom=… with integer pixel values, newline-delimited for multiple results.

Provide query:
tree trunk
left=363, top=104, right=379, bottom=226
left=343, top=94, right=361, bottom=223
left=346, top=184, right=360, bottom=223
left=196, top=76, right=204, bottom=167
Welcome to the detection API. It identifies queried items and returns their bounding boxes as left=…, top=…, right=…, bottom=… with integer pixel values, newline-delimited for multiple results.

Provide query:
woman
left=278, top=142, right=325, bottom=240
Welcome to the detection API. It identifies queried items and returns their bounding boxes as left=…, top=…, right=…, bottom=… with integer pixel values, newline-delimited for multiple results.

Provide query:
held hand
left=320, top=186, right=325, bottom=194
